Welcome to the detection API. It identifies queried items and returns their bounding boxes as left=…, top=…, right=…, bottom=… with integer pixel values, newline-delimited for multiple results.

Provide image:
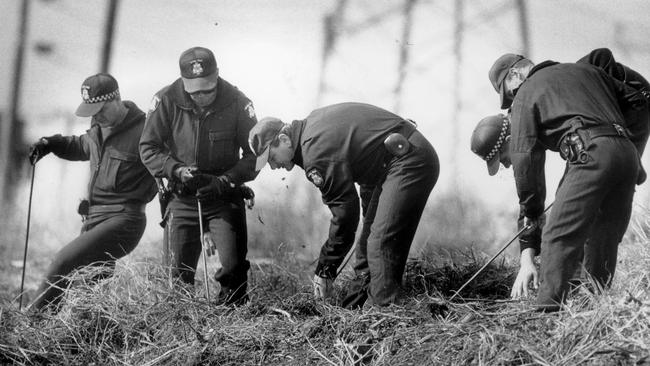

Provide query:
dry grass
left=1, top=228, right=649, bottom=365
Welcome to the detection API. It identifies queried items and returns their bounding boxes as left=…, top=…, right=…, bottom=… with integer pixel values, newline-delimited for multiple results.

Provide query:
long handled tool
left=197, top=199, right=211, bottom=302
left=449, top=203, right=554, bottom=302
left=18, top=163, right=37, bottom=310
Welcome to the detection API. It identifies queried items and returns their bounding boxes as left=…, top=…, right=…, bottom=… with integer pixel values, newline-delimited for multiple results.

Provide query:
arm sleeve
left=517, top=210, right=542, bottom=255
left=50, top=134, right=91, bottom=161
left=139, top=95, right=184, bottom=179
left=510, top=95, right=547, bottom=221
left=223, top=99, right=258, bottom=185
left=313, top=161, right=360, bottom=279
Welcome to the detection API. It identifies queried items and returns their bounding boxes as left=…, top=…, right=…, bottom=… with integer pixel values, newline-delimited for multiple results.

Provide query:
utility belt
left=559, top=123, right=628, bottom=163
left=383, top=119, right=418, bottom=160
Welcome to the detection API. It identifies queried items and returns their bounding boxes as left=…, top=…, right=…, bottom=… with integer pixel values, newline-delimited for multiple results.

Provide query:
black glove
left=28, top=135, right=62, bottom=165
left=195, top=174, right=232, bottom=200
left=239, top=185, right=255, bottom=200
left=183, top=173, right=212, bottom=193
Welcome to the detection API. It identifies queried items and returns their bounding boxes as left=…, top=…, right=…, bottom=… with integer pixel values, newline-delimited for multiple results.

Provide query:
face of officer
left=93, top=98, right=126, bottom=128
left=189, top=85, right=218, bottom=108
left=268, top=134, right=295, bottom=171
left=503, top=69, right=527, bottom=102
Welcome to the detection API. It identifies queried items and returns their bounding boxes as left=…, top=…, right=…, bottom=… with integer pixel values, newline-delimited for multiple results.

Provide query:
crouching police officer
left=471, top=113, right=544, bottom=299
left=249, top=102, right=439, bottom=308
left=485, top=54, right=647, bottom=311
left=139, top=46, right=258, bottom=305
left=28, top=73, right=157, bottom=312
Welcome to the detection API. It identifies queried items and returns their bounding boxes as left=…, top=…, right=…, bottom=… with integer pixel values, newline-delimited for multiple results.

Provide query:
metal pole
left=449, top=203, right=554, bottom=302
left=197, top=199, right=210, bottom=302
left=18, top=163, right=36, bottom=309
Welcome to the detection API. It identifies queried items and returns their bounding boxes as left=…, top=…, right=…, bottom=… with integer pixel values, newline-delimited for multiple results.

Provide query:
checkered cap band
left=83, top=89, right=119, bottom=104
left=483, top=116, right=509, bottom=161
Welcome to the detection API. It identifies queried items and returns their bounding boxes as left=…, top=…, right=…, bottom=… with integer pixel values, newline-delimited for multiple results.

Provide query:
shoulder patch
left=307, top=168, right=324, bottom=188
left=147, top=95, right=160, bottom=117
left=244, top=101, right=256, bottom=119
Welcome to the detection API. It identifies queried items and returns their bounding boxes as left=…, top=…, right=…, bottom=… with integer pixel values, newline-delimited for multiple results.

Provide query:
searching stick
left=449, top=203, right=554, bottom=302
left=18, top=163, right=37, bottom=310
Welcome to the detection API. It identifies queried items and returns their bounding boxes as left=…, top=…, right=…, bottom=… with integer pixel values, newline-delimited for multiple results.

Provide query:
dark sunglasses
left=189, top=87, right=217, bottom=96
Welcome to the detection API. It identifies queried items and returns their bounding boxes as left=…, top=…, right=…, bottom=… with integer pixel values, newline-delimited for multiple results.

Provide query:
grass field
left=0, top=196, right=649, bottom=365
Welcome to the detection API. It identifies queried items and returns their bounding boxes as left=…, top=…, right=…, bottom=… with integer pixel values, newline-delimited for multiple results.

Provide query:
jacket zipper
left=194, top=110, right=213, bottom=167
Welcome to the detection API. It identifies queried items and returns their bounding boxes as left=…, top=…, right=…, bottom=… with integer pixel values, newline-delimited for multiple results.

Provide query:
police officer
left=28, top=73, right=157, bottom=312
left=139, top=46, right=257, bottom=305
left=471, top=113, right=545, bottom=299
left=487, top=54, right=646, bottom=311
left=248, top=102, right=439, bottom=308
left=491, top=49, right=650, bottom=183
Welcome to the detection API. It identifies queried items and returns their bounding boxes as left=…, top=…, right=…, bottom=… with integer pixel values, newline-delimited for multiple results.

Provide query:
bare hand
left=511, top=248, right=539, bottom=299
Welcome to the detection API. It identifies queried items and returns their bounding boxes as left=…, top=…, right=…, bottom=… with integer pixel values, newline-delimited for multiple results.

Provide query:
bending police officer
left=28, top=73, right=156, bottom=312
left=249, top=102, right=439, bottom=308
left=139, top=46, right=257, bottom=306
left=486, top=54, right=646, bottom=311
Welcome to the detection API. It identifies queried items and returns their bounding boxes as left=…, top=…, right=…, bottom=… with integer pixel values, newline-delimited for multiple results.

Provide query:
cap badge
left=307, top=168, right=324, bottom=188
left=81, top=85, right=90, bottom=101
left=191, top=60, right=204, bottom=76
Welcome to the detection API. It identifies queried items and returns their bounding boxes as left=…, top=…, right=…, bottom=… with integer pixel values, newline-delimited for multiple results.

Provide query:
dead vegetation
left=1, top=236, right=649, bottom=365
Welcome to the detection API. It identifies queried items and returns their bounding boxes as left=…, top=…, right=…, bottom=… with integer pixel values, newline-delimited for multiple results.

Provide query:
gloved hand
left=195, top=174, right=233, bottom=200
left=239, top=185, right=255, bottom=209
left=28, top=136, right=59, bottom=165
left=313, top=275, right=333, bottom=299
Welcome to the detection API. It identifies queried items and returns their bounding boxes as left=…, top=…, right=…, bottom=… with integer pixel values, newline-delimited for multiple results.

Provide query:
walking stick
left=197, top=199, right=211, bottom=302
left=19, top=163, right=37, bottom=310
left=449, top=203, right=554, bottom=302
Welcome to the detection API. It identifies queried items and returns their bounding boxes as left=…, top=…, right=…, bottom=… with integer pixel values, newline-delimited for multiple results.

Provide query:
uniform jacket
left=139, top=77, right=257, bottom=186
left=510, top=61, right=645, bottom=252
left=50, top=101, right=157, bottom=206
left=290, top=102, right=417, bottom=276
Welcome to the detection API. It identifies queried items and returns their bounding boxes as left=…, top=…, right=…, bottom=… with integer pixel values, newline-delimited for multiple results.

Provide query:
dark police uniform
left=31, top=101, right=157, bottom=311
left=288, top=102, right=439, bottom=306
left=139, top=77, right=257, bottom=301
left=509, top=61, right=646, bottom=309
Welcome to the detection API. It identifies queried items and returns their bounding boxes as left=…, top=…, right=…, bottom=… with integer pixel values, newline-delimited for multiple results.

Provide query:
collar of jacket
left=527, top=60, right=560, bottom=78
left=290, top=119, right=306, bottom=168
left=87, top=100, right=145, bottom=144
left=167, top=77, right=238, bottom=112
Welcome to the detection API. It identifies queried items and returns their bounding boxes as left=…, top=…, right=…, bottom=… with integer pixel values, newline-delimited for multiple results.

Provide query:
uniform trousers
left=538, top=135, right=638, bottom=309
left=163, top=196, right=249, bottom=296
left=350, top=130, right=439, bottom=306
left=31, top=211, right=146, bottom=312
